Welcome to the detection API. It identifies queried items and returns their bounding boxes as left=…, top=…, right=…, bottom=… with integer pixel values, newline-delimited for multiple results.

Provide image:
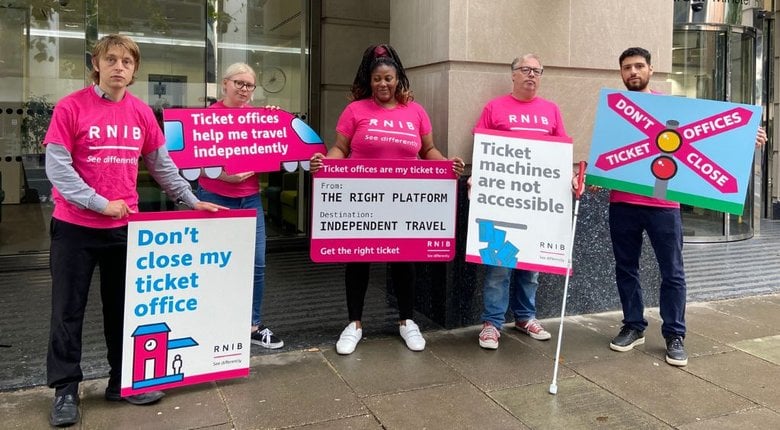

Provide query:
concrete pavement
left=3, top=293, right=779, bottom=429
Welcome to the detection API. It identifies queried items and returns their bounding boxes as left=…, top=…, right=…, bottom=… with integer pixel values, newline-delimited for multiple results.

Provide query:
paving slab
left=682, top=350, right=780, bottom=411
left=490, top=376, right=671, bottom=429
left=568, top=310, right=625, bottom=336
left=677, top=407, right=780, bottom=429
left=425, top=327, right=574, bottom=392
left=80, top=379, right=230, bottom=430
left=569, top=352, right=755, bottom=427
left=292, top=414, right=382, bottom=430
left=760, top=294, right=780, bottom=305
left=731, top=335, right=780, bottom=365
left=364, top=381, right=523, bottom=429
left=641, top=309, right=734, bottom=359
left=1, top=385, right=53, bottom=429
left=2, top=294, right=778, bottom=430
left=706, top=295, right=780, bottom=328
left=504, top=318, right=628, bottom=364
left=574, top=312, right=733, bottom=362
left=569, top=311, right=661, bottom=342
left=219, top=350, right=366, bottom=429
left=322, top=337, right=461, bottom=397
left=684, top=304, right=777, bottom=344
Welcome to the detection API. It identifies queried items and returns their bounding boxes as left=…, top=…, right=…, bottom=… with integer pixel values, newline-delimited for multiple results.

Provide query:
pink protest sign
left=310, top=159, right=458, bottom=263
left=164, top=108, right=326, bottom=180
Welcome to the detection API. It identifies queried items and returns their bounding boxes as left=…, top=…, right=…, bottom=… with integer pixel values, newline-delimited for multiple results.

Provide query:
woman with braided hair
left=310, top=44, right=464, bottom=355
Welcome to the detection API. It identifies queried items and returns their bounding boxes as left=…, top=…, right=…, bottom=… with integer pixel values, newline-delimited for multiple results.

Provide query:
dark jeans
left=47, top=218, right=128, bottom=391
left=609, top=203, right=687, bottom=338
left=345, top=262, right=415, bottom=321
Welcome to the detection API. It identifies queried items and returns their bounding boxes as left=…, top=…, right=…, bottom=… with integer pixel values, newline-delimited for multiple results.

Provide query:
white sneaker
left=399, top=320, right=426, bottom=351
left=336, top=322, right=362, bottom=355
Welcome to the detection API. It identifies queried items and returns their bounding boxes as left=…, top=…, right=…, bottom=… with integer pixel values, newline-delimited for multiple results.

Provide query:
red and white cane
left=549, top=161, right=587, bottom=395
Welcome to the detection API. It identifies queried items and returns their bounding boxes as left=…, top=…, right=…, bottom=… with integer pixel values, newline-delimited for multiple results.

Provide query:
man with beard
left=602, top=47, right=691, bottom=367
left=600, top=47, right=765, bottom=366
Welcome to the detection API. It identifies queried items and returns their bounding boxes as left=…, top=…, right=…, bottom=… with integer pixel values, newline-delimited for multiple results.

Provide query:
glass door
left=0, top=1, right=86, bottom=257
left=0, top=0, right=311, bottom=259
left=670, top=26, right=757, bottom=242
left=214, top=0, right=310, bottom=239
left=727, top=30, right=757, bottom=237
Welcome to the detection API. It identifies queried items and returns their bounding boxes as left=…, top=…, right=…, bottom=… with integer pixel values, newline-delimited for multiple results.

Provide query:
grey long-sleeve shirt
left=45, top=143, right=199, bottom=214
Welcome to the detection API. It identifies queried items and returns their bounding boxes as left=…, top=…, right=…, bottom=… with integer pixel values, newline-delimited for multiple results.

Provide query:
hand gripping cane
left=549, top=161, right=586, bottom=395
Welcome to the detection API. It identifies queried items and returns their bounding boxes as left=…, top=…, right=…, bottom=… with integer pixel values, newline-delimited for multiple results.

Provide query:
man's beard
left=624, top=78, right=648, bottom=91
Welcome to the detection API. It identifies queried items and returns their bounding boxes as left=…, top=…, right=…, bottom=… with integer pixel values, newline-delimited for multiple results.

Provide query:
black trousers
left=609, top=203, right=687, bottom=338
left=47, top=218, right=128, bottom=391
left=345, top=262, right=415, bottom=321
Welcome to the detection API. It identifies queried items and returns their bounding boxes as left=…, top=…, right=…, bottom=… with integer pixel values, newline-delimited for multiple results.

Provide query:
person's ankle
left=54, top=382, right=78, bottom=397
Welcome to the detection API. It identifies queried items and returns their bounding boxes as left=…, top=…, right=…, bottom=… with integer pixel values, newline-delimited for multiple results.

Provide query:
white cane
left=549, top=161, right=586, bottom=395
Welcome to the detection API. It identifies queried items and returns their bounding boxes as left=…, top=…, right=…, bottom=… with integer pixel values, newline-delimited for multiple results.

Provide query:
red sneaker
left=515, top=319, right=551, bottom=340
left=478, top=322, right=500, bottom=349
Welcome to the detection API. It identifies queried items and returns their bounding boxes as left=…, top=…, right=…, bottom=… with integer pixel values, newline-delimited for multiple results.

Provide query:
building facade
left=0, top=0, right=776, bottom=323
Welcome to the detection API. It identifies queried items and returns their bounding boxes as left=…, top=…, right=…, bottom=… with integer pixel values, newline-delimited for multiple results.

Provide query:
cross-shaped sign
left=595, top=92, right=752, bottom=195
left=586, top=89, right=762, bottom=215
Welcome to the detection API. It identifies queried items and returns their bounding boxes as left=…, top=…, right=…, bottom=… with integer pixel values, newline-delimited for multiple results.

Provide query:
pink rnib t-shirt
left=44, top=86, right=164, bottom=228
left=197, top=100, right=260, bottom=198
left=336, top=98, right=432, bottom=159
left=609, top=190, right=680, bottom=209
left=609, top=90, right=679, bottom=209
left=475, top=94, right=568, bottom=137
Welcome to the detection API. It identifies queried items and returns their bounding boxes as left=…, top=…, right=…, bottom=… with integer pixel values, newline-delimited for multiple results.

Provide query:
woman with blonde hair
left=197, top=62, right=283, bottom=349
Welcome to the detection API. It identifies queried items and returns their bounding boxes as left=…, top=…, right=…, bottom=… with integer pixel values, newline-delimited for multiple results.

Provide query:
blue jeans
left=197, top=189, right=266, bottom=326
left=609, top=203, right=686, bottom=338
left=481, top=265, right=539, bottom=329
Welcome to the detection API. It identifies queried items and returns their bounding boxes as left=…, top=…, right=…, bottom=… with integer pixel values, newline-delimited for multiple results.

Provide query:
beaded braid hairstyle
left=349, top=44, right=413, bottom=104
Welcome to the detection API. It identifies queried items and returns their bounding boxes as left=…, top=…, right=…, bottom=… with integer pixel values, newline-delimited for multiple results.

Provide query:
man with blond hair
left=44, top=34, right=223, bottom=426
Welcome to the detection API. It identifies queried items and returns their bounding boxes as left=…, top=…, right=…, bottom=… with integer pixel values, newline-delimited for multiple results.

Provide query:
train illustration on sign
left=163, top=108, right=326, bottom=180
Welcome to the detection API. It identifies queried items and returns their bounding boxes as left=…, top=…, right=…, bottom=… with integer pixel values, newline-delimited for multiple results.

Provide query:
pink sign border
left=311, top=158, right=458, bottom=263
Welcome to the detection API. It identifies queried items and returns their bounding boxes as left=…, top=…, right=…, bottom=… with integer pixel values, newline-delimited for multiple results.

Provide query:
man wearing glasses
left=474, top=54, right=569, bottom=349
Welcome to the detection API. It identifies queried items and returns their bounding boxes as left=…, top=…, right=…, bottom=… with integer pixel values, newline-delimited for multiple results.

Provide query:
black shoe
left=105, top=387, right=165, bottom=405
left=251, top=325, right=284, bottom=349
left=665, top=335, right=688, bottom=366
left=50, top=394, right=79, bottom=427
left=609, top=326, right=645, bottom=352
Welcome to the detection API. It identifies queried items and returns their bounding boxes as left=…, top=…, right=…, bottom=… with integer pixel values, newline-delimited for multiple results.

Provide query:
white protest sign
left=311, top=158, right=457, bottom=262
left=121, top=210, right=255, bottom=397
left=466, top=129, right=573, bottom=275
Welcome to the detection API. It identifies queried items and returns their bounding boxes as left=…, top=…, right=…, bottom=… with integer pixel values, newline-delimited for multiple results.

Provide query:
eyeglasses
left=513, top=66, right=544, bottom=76
left=230, top=79, right=257, bottom=91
